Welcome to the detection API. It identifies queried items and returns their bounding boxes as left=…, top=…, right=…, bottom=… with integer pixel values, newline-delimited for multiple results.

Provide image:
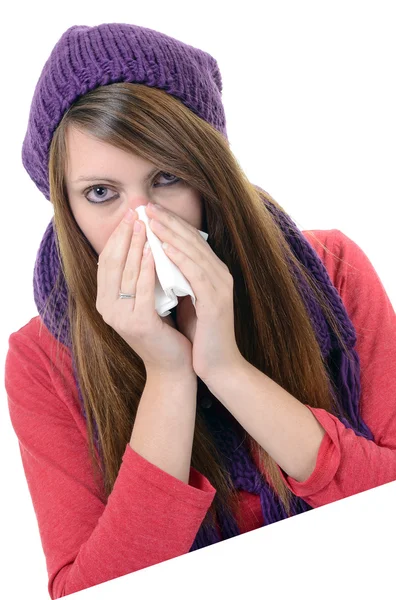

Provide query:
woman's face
left=64, top=126, right=204, bottom=255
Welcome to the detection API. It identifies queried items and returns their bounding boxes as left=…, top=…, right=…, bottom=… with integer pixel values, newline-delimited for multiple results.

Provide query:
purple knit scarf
left=33, top=191, right=374, bottom=552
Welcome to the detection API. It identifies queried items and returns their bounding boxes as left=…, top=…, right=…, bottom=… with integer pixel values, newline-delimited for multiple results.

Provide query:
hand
left=145, top=202, right=243, bottom=381
left=96, top=209, right=193, bottom=375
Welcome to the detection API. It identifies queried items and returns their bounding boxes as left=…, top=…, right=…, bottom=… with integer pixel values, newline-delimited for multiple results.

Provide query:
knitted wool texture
left=23, top=22, right=374, bottom=551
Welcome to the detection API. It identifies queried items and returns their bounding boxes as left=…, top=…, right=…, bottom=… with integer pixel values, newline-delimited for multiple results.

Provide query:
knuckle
left=226, top=271, right=234, bottom=286
left=137, top=280, right=149, bottom=296
left=131, top=232, right=142, bottom=245
left=196, top=267, right=207, bottom=283
left=165, top=212, right=175, bottom=225
left=141, top=254, right=150, bottom=269
left=100, top=312, right=111, bottom=326
left=123, top=264, right=138, bottom=282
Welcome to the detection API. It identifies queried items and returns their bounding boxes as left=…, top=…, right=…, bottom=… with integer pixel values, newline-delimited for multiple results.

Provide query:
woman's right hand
left=96, top=208, right=194, bottom=375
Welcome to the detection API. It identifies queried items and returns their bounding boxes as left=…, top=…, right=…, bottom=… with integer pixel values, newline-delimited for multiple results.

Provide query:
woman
left=5, top=22, right=396, bottom=599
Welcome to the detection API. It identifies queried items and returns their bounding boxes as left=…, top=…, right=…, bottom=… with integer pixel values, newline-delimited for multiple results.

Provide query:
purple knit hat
left=22, top=22, right=226, bottom=201
left=24, top=23, right=374, bottom=552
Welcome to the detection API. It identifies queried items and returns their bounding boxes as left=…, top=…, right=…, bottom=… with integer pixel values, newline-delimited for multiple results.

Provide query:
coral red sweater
left=4, top=229, right=396, bottom=599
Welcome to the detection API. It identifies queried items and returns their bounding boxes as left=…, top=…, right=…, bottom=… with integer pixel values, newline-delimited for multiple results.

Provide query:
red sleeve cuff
left=125, top=444, right=217, bottom=509
left=276, top=407, right=342, bottom=500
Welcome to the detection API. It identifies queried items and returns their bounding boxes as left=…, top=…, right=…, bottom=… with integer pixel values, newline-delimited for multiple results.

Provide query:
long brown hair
left=44, top=82, right=352, bottom=531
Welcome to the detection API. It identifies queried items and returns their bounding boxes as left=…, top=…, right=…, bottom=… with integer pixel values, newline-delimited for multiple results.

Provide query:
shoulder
left=5, top=315, right=79, bottom=421
left=302, top=227, right=353, bottom=263
left=7, top=315, right=69, bottom=355
left=302, top=228, right=395, bottom=334
left=301, top=228, right=370, bottom=297
left=6, top=315, right=71, bottom=374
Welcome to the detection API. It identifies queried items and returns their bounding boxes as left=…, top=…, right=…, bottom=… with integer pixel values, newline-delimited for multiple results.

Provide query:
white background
left=0, top=1, right=395, bottom=598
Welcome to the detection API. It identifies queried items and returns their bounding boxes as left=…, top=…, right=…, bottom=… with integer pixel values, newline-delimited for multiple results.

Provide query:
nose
left=127, top=198, right=150, bottom=216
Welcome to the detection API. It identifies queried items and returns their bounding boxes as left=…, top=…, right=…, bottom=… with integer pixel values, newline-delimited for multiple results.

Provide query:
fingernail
left=133, top=220, right=141, bottom=233
left=124, top=208, right=135, bottom=223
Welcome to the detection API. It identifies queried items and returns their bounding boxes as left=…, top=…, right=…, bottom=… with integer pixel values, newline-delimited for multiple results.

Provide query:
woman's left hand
left=145, top=202, right=243, bottom=382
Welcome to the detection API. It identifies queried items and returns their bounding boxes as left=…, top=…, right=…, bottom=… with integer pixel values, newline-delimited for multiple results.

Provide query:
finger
left=162, top=249, right=233, bottom=321
left=98, top=210, right=138, bottom=264
left=161, top=235, right=228, bottom=290
left=97, top=211, right=137, bottom=304
left=145, top=204, right=199, bottom=241
left=150, top=216, right=228, bottom=279
left=119, top=219, right=147, bottom=300
left=146, top=206, right=219, bottom=264
left=133, top=238, right=156, bottom=315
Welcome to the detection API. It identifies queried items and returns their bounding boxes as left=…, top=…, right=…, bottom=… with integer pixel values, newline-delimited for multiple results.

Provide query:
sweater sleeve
left=4, top=329, right=216, bottom=599
left=277, top=229, right=396, bottom=506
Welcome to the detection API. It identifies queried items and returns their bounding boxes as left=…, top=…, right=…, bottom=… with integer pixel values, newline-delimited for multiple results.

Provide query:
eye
left=84, top=171, right=182, bottom=204
left=85, top=185, right=115, bottom=204
left=153, top=172, right=181, bottom=187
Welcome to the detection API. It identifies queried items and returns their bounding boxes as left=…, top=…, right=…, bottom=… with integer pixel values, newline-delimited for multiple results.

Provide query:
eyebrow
left=71, top=167, right=159, bottom=185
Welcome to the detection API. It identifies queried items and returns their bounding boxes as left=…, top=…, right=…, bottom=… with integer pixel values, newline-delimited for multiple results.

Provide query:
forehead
left=65, top=127, right=153, bottom=181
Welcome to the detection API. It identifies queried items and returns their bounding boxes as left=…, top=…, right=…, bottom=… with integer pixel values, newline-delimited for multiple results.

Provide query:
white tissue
left=135, top=205, right=209, bottom=317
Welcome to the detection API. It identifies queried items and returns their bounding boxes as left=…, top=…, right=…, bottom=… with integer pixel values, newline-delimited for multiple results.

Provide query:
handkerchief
left=135, top=205, right=209, bottom=317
